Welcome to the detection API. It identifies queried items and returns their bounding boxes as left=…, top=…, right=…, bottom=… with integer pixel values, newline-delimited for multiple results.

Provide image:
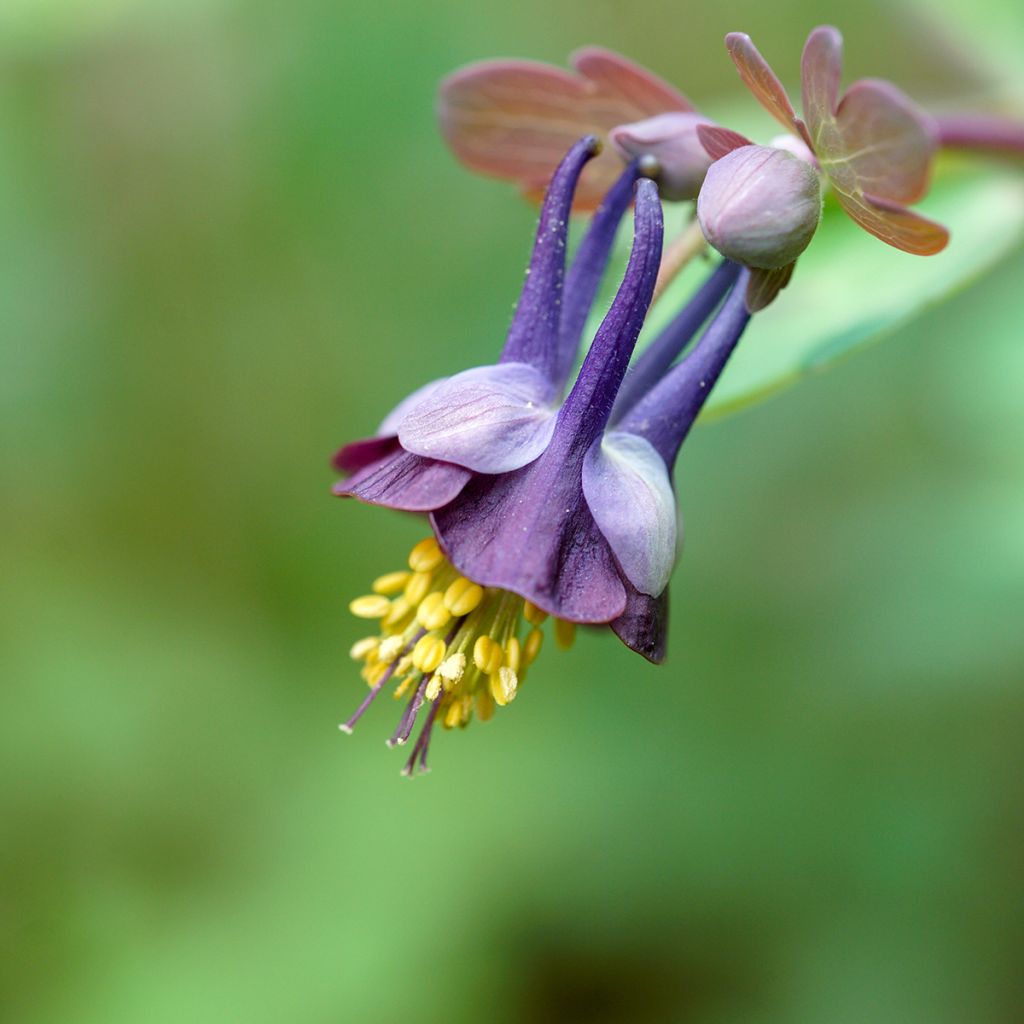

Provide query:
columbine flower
left=437, top=47, right=718, bottom=206
left=334, top=138, right=751, bottom=774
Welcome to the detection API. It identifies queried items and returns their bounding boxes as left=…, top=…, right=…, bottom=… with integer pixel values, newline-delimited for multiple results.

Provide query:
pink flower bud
left=697, top=145, right=822, bottom=269
left=610, top=112, right=716, bottom=201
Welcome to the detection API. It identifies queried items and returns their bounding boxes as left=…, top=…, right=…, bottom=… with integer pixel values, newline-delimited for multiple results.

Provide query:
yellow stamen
left=393, top=674, right=416, bottom=700
left=444, top=702, right=463, bottom=729
left=524, top=627, right=544, bottom=665
left=424, top=675, right=443, bottom=701
left=523, top=600, right=548, bottom=625
left=444, top=577, right=484, bottom=617
left=377, top=635, right=405, bottom=664
left=349, top=637, right=379, bottom=661
left=404, top=570, right=433, bottom=606
left=490, top=666, right=518, bottom=706
left=473, top=635, right=503, bottom=675
left=505, top=636, right=521, bottom=673
left=416, top=592, right=452, bottom=631
left=408, top=537, right=444, bottom=572
left=436, top=653, right=466, bottom=689
left=554, top=618, right=576, bottom=650
left=349, top=594, right=391, bottom=619
left=476, top=688, right=495, bottom=722
left=372, top=570, right=411, bottom=595
left=412, top=634, right=446, bottom=674
left=382, top=597, right=412, bottom=630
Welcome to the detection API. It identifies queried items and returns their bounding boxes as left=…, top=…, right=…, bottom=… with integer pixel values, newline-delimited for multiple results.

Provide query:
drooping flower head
left=333, top=138, right=752, bottom=773
left=437, top=47, right=719, bottom=206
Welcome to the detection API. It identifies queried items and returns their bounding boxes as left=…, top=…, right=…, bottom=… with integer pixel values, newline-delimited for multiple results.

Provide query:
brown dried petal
left=437, top=50, right=692, bottom=209
left=834, top=190, right=949, bottom=255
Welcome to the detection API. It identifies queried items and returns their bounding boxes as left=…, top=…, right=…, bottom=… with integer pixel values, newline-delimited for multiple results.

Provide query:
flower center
left=343, top=537, right=576, bottom=756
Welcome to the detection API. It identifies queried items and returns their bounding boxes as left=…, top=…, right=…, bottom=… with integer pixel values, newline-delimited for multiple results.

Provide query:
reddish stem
left=936, top=115, right=1024, bottom=155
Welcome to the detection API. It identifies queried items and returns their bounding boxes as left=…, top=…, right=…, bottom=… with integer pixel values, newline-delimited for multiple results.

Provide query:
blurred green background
left=2, top=1, right=1023, bottom=1021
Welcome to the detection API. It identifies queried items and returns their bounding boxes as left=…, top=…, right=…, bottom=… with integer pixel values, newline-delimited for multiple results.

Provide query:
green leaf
left=645, top=162, right=1024, bottom=421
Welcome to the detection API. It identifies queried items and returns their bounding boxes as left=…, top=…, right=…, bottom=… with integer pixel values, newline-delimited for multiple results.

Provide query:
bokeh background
left=3, top=0, right=1023, bottom=1021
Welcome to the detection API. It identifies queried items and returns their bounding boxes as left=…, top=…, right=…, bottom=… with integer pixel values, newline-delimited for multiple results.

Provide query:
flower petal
left=610, top=584, right=669, bottom=664
left=437, top=50, right=691, bottom=209
left=332, top=434, right=400, bottom=475
left=827, top=79, right=938, bottom=205
left=834, top=190, right=949, bottom=255
left=696, top=124, right=754, bottom=161
left=800, top=25, right=842, bottom=138
left=376, top=378, right=447, bottom=437
left=725, top=33, right=804, bottom=139
left=397, top=363, right=557, bottom=474
left=582, top=432, right=677, bottom=597
left=431, top=454, right=628, bottom=623
left=333, top=444, right=471, bottom=512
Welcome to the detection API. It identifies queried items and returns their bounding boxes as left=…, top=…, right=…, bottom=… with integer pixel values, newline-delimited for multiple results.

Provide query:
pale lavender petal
left=334, top=446, right=471, bottom=512
left=582, top=431, right=677, bottom=597
left=377, top=378, right=447, bottom=437
left=610, top=584, right=668, bottom=663
left=397, top=363, right=557, bottom=474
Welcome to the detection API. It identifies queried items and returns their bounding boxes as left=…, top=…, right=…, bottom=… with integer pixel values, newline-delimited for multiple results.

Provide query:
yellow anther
left=382, top=597, right=412, bottom=630
left=393, top=674, right=416, bottom=699
left=412, top=634, right=446, bottom=674
left=436, top=652, right=467, bottom=688
left=524, top=600, right=549, bottom=626
left=444, top=701, right=463, bottom=729
left=490, top=667, right=518, bottom=706
left=377, top=635, right=405, bottom=664
left=349, top=594, right=391, bottom=619
left=395, top=655, right=413, bottom=676
left=554, top=618, right=576, bottom=650
left=349, top=637, right=379, bottom=661
left=372, top=570, right=411, bottom=595
left=404, top=570, right=433, bottom=606
left=473, top=635, right=503, bottom=675
left=505, top=636, right=521, bottom=673
left=364, top=661, right=390, bottom=685
left=424, top=676, right=442, bottom=701
left=408, top=537, right=444, bottom=572
left=524, top=627, right=544, bottom=665
left=416, top=592, right=452, bottom=631
left=476, top=687, right=495, bottom=722
left=444, top=577, right=485, bottom=617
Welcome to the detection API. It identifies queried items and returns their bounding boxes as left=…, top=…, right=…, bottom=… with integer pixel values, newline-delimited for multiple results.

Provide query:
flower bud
left=696, top=145, right=822, bottom=269
left=610, top=112, right=716, bottom=201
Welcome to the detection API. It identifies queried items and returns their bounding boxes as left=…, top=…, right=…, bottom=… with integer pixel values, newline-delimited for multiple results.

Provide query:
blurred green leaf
left=693, top=163, right=1024, bottom=419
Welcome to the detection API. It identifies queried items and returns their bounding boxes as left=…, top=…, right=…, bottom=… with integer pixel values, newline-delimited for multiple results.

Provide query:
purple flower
left=333, top=138, right=750, bottom=773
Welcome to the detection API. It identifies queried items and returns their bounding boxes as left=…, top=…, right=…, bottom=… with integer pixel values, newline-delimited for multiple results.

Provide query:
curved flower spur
left=695, top=26, right=950, bottom=308
left=333, top=140, right=752, bottom=774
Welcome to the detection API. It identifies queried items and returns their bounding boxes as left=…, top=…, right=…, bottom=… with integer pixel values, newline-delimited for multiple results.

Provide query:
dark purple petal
left=611, top=259, right=741, bottom=422
left=397, top=363, right=557, bottom=473
left=549, top=178, right=664, bottom=452
left=332, top=434, right=401, bottom=475
left=617, top=275, right=751, bottom=468
left=334, top=446, right=471, bottom=512
left=582, top=431, right=677, bottom=597
left=499, top=136, right=600, bottom=386
left=610, top=584, right=668, bottom=664
left=431, top=464, right=628, bottom=622
left=431, top=181, right=664, bottom=623
left=555, top=160, right=640, bottom=390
